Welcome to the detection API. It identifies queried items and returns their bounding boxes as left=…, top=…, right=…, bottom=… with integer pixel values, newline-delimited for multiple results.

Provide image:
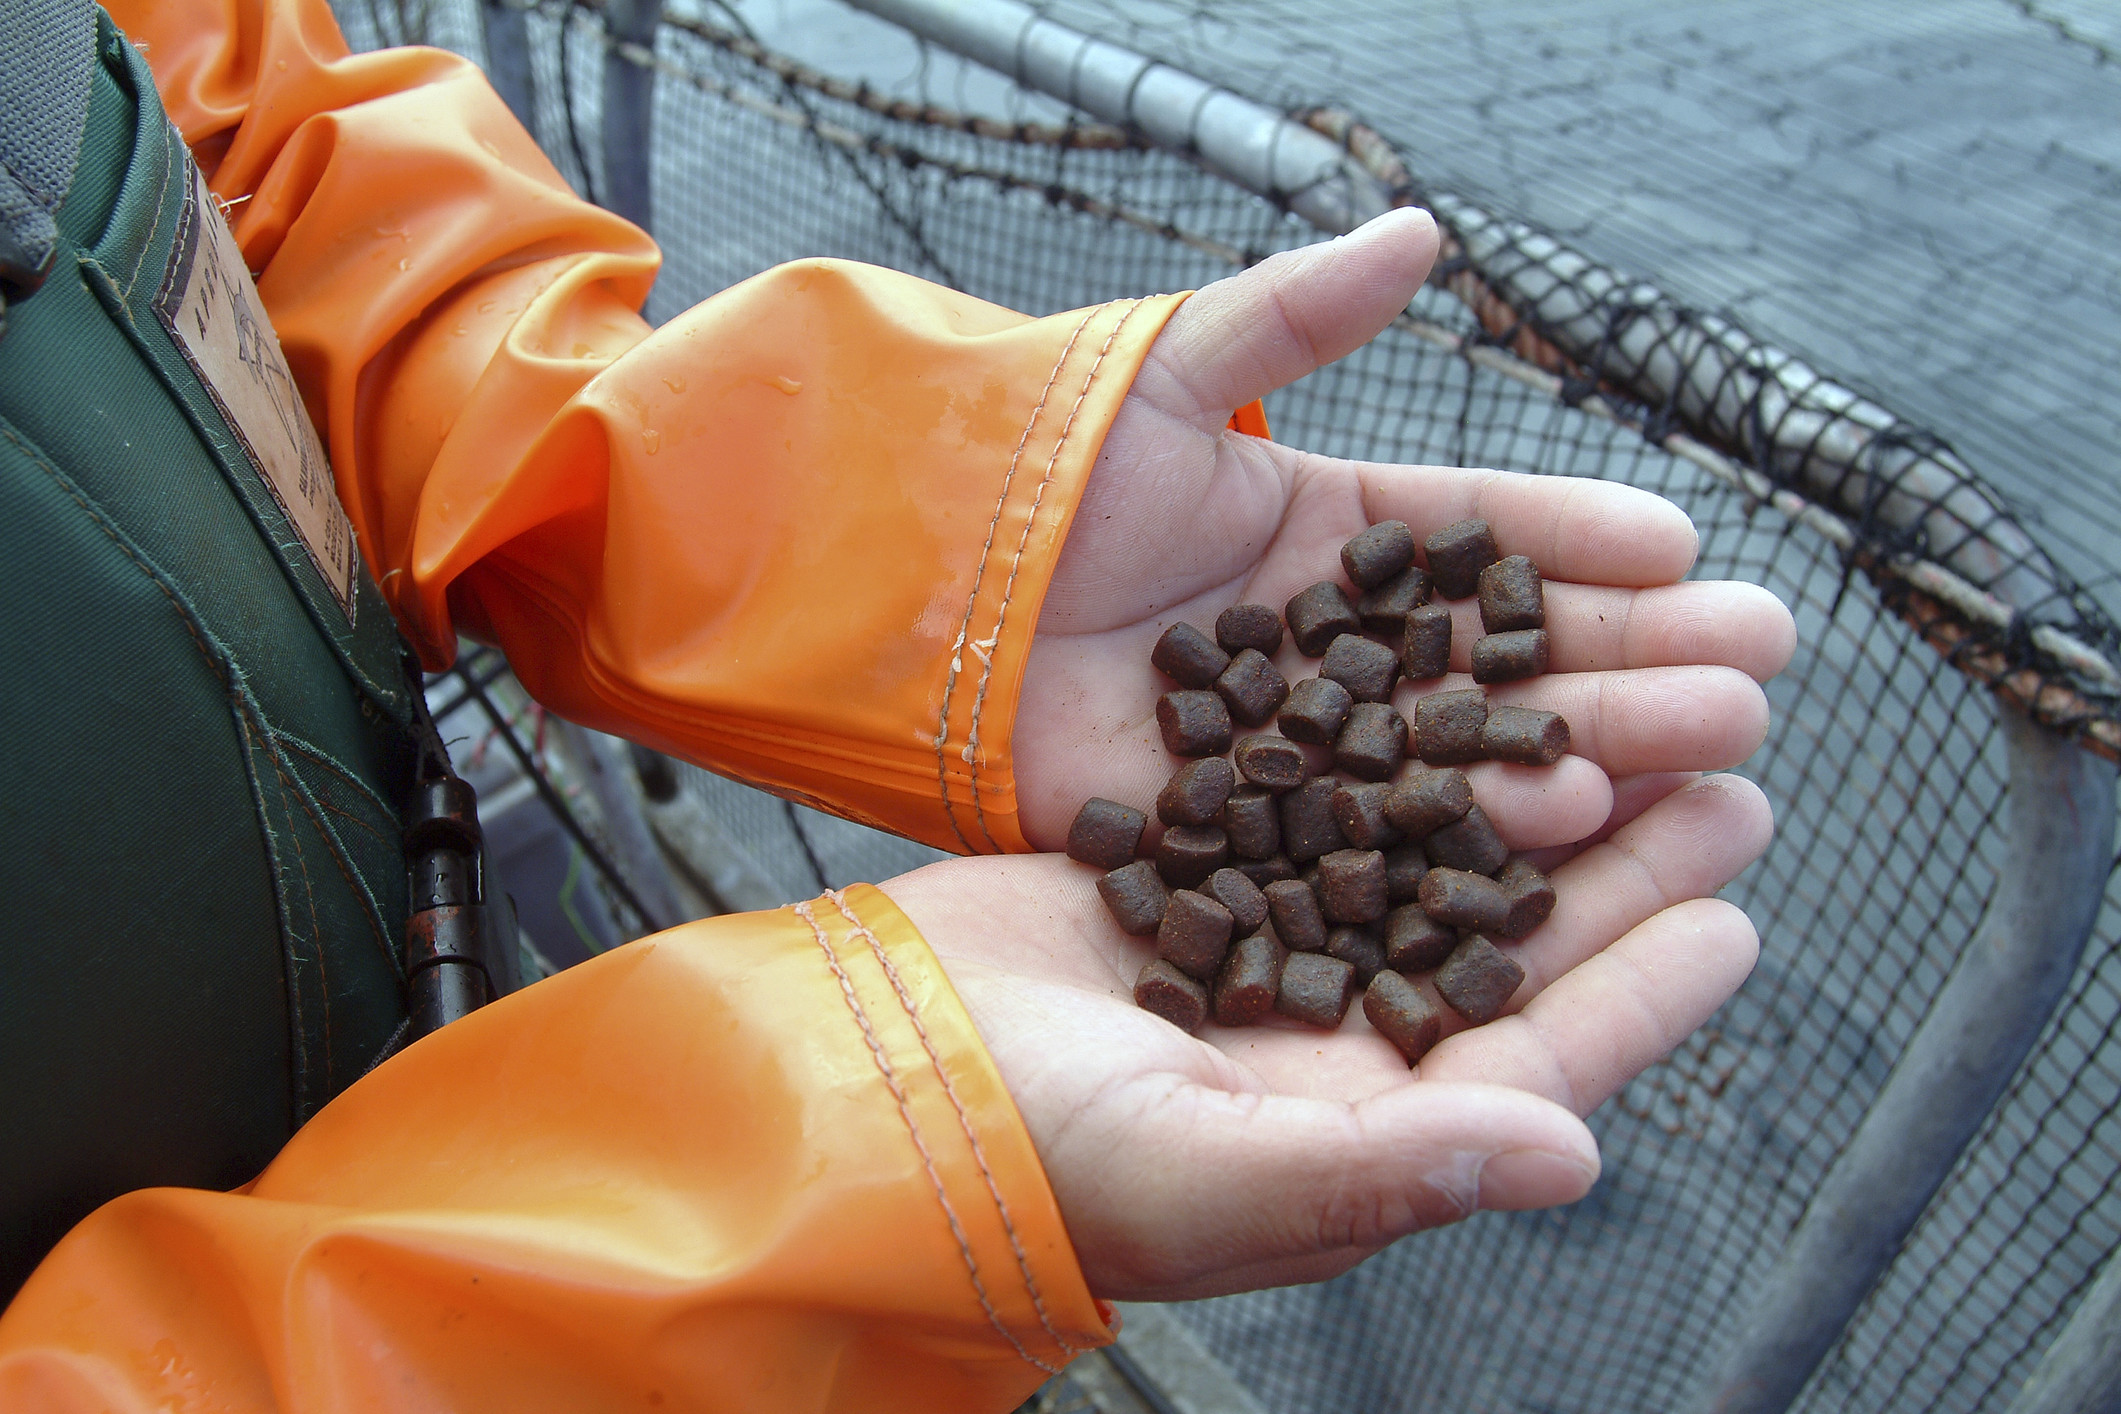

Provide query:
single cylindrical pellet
left=1341, top=520, right=1416, bottom=589
left=1470, top=628, right=1550, bottom=684
left=1136, top=958, right=1208, bottom=1033
left=1425, top=518, right=1500, bottom=600
left=1279, top=777, right=1348, bottom=862
left=1213, top=933, right=1286, bottom=1027
left=1385, top=766, right=1475, bottom=838
left=1215, top=648, right=1291, bottom=727
left=1222, top=785, right=1284, bottom=859
left=1068, top=797, right=1147, bottom=870
left=1152, top=621, right=1230, bottom=687
left=1320, top=633, right=1401, bottom=704
left=1331, top=781, right=1401, bottom=851
left=1325, top=924, right=1386, bottom=983
left=1482, top=705, right=1570, bottom=766
left=1278, top=676, right=1354, bottom=744
left=1235, top=734, right=1310, bottom=791
left=1495, top=859, right=1557, bottom=940
left=1418, top=866, right=1513, bottom=933
left=1425, top=804, right=1508, bottom=876
left=1364, top=968, right=1443, bottom=1063
left=1315, top=848, right=1388, bottom=924
left=1401, top=603, right=1452, bottom=681
left=1203, top=866, right=1270, bottom=937
left=1277, top=952, right=1357, bottom=1028
left=1157, top=689, right=1233, bottom=757
left=1414, top=689, right=1488, bottom=765
left=1335, top=701, right=1408, bottom=782
left=1158, top=756, right=1236, bottom=826
left=1157, top=889, right=1234, bottom=981
left=1384, top=842, right=1430, bottom=903
left=1359, top=566, right=1431, bottom=633
left=1286, top=581, right=1362, bottom=656
left=1216, top=602, right=1284, bottom=657
left=1384, top=903, right=1456, bottom=973
left=1265, top=878, right=1328, bottom=952
left=1236, top=855, right=1298, bottom=888
left=1098, top=860, right=1168, bottom=936
left=1478, top=555, right=1545, bottom=633
left=1434, top=934, right=1524, bottom=1024
left=1156, top=824, right=1229, bottom=888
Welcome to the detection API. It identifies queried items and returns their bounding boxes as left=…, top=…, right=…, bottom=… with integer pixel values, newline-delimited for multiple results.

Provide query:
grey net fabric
left=0, top=0, right=94, bottom=287
left=331, top=2, right=2121, bottom=1409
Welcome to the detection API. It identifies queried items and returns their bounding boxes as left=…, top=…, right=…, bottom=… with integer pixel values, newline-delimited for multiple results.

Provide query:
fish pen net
left=333, top=1, right=2121, bottom=1408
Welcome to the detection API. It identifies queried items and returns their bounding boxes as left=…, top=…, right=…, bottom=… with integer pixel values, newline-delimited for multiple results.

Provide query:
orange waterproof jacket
left=0, top=1, right=1206, bottom=1407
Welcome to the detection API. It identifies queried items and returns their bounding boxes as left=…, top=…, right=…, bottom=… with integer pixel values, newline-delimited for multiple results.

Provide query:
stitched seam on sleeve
left=793, top=899, right=1061, bottom=1377
left=965, top=298, right=1146, bottom=853
left=826, top=889, right=1081, bottom=1360
left=933, top=306, right=1102, bottom=856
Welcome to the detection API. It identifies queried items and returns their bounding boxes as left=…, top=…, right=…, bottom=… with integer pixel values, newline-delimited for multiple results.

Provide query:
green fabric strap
left=0, top=13, right=418, bottom=1298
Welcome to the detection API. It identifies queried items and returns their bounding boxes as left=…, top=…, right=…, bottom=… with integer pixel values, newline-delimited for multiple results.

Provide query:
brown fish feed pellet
left=1478, top=555, right=1546, bottom=634
left=1424, top=804, right=1509, bottom=876
left=1136, top=958, right=1209, bottom=1033
left=1320, top=633, right=1401, bottom=704
left=1157, top=689, right=1233, bottom=757
left=1341, top=520, right=1417, bottom=589
left=1216, top=602, right=1284, bottom=657
left=1384, top=766, right=1475, bottom=838
left=1265, top=878, right=1328, bottom=952
left=1384, top=903, right=1457, bottom=973
left=1325, top=924, right=1386, bottom=983
left=1470, top=628, right=1550, bottom=684
left=1359, top=566, right=1431, bottom=633
left=1068, top=797, right=1147, bottom=870
left=1222, top=785, right=1283, bottom=859
left=1278, top=676, right=1354, bottom=745
left=1384, top=842, right=1430, bottom=903
left=1234, top=734, right=1309, bottom=791
left=1156, top=824, right=1229, bottom=888
left=1482, top=705, right=1571, bottom=766
left=1315, top=848, right=1387, bottom=924
left=1099, top=860, right=1169, bottom=936
left=1215, top=648, right=1291, bottom=727
left=1203, top=867, right=1270, bottom=937
left=1364, top=969, right=1443, bottom=1063
left=1494, top=859, right=1557, bottom=940
left=1157, top=756, right=1236, bottom=827
left=1151, top=621, right=1229, bottom=687
left=1418, top=866, right=1513, bottom=934
left=1425, top=518, right=1501, bottom=600
left=1235, top=855, right=1298, bottom=888
left=1157, top=889, right=1234, bottom=981
left=1414, top=689, right=1488, bottom=766
left=1330, top=781, right=1401, bottom=851
left=1277, top=952, right=1358, bottom=1028
left=1213, top=933, right=1287, bottom=1027
left=1286, top=581, right=1362, bottom=657
left=1434, top=934, right=1524, bottom=1024
left=1335, top=702, right=1408, bottom=782
left=1278, top=777, right=1348, bottom=862
left=1400, top=603, right=1453, bottom=681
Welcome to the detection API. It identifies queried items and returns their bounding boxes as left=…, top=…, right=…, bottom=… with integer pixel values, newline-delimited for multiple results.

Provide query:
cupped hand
left=884, top=771, right=1771, bottom=1301
left=1012, top=208, right=1795, bottom=852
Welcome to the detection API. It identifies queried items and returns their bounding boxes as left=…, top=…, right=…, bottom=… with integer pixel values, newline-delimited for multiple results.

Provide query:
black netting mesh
left=330, top=2, right=2121, bottom=1408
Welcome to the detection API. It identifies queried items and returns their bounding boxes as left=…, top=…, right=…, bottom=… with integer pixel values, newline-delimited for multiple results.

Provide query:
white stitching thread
left=793, top=899, right=1061, bottom=1376
left=933, top=307, right=1103, bottom=855
left=964, top=299, right=1146, bottom=851
left=826, top=889, right=1081, bottom=1359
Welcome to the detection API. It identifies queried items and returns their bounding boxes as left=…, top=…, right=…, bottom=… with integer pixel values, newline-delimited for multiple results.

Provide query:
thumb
left=1055, top=1075, right=1598, bottom=1301
left=1132, top=206, right=1440, bottom=427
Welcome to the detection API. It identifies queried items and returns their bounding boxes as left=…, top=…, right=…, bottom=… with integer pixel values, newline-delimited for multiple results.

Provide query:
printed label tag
left=156, top=160, right=357, bottom=620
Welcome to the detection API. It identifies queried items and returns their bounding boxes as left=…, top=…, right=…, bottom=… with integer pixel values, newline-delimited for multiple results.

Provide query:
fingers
left=1131, top=209, right=1440, bottom=426
left=1419, top=898, right=1761, bottom=1116
left=1402, top=665, right=1772, bottom=776
left=1424, top=580, right=1796, bottom=683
